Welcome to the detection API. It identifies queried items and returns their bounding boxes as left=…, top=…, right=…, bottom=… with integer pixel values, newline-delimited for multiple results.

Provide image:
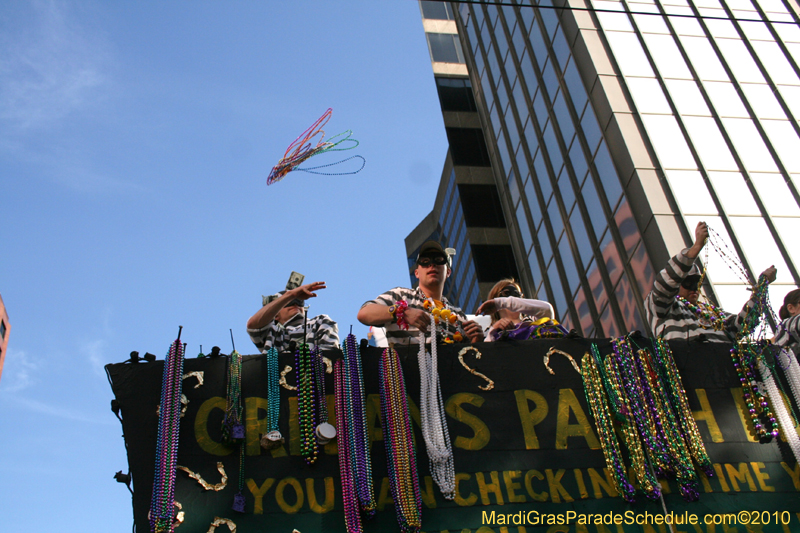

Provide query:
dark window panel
left=436, top=77, right=477, bottom=112
left=428, top=33, right=463, bottom=63
left=445, top=127, right=491, bottom=166
left=458, top=184, right=507, bottom=227
left=421, top=1, right=454, bottom=20
left=471, top=244, right=519, bottom=283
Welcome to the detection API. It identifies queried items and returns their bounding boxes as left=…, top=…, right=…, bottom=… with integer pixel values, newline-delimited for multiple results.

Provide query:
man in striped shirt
left=358, top=241, right=484, bottom=345
left=247, top=280, right=339, bottom=353
left=644, top=221, right=776, bottom=342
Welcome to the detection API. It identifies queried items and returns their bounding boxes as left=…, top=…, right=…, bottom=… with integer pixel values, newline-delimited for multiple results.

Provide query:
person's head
left=678, top=265, right=702, bottom=304
left=487, top=278, right=523, bottom=323
left=779, top=289, right=800, bottom=320
left=414, top=241, right=451, bottom=296
left=268, top=290, right=305, bottom=324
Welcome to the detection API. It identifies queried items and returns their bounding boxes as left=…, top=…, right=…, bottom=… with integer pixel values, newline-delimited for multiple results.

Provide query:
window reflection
left=665, top=170, right=717, bottom=215
left=604, top=32, right=656, bottom=77
left=752, top=41, right=800, bottom=85
left=582, top=177, right=607, bottom=237
left=642, top=33, right=693, bottom=79
left=717, top=40, right=766, bottom=83
left=679, top=36, right=729, bottom=81
left=600, top=231, right=623, bottom=286
left=615, top=275, right=646, bottom=334
left=729, top=216, right=791, bottom=283
left=547, top=259, right=567, bottom=319
left=761, top=120, right=800, bottom=173
left=627, top=78, right=671, bottom=114
left=516, top=202, right=533, bottom=254
left=683, top=116, right=737, bottom=171
left=576, top=288, right=594, bottom=336
left=614, top=199, right=640, bottom=257
left=558, top=233, right=579, bottom=292
left=641, top=115, right=696, bottom=169
left=707, top=172, right=760, bottom=216
left=665, top=79, right=710, bottom=116
left=721, top=118, right=779, bottom=172
left=751, top=173, right=800, bottom=216
left=629, top=240, right=655, bottom=299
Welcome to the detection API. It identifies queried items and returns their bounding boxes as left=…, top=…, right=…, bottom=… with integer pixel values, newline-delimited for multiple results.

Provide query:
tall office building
left=415, top=0, right=800, bottom=336
left=407, top=1, right=519, bottom=315
left=0, top=293, right=9, bottom=383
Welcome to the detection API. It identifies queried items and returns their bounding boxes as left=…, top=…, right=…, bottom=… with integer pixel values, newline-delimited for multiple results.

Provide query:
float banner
left=105, top=338, right=800, bottom=532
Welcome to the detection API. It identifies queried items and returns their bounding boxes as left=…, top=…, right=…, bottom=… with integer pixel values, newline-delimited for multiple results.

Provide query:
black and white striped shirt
left=773, top=315, right=800, bottom=358
left=248, top=311, right=339, bottom=353
left=361, top=287, right=467, bottom=345
left=644, top=249, right=756, bottom=342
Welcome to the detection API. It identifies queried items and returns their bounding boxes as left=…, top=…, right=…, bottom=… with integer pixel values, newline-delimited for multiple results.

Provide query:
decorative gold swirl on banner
left=280, top=365, right=297, bottom=391
left=183, top=371, right=204, bottom=389
left=177, top=462, right=228, bottom=491
left=457, top=346, right=494, bottom=391
left=156, top=394, right=188, bottom=418
left=206, top=517, right=236, bottom=533
left=322, top=356, right=332, bottom=374
left=148, top=501, right=184, bottom=529
left=544, top=347, right=582, bottom=375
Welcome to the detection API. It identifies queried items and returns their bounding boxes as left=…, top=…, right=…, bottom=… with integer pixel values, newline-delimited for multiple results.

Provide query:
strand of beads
left=581, top=350, right=636, bottom=503
left=731, top=344, right=778, bottom=442
left=261, top=347, right=284, bottom=450
left=295, top=343, right=319, bottom=465
left=380, top=346, right=422, bottom=533
left=417, top=325, right=456, bottom=499
left=150, top=336, right=185, bottom=533
left=651, top=339, right=709, bottom=500
left=343, top=333, right=377, bottom=518
left=631, top=348, right=672, bottom=478
left=774, top=345, right=800, bottom=435
left=334, top=359, right=362, bottom=533
left=758, top=360, right=800, bottom=464
left=222, top=350, right=246, bottom=512
left=423, top=299, right=463, bottom=343
left=607, top=339, right=661, bottom=499
left=675, top=296, right=727, bottom=331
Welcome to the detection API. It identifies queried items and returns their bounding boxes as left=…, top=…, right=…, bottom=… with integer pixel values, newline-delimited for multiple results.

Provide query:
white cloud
left=3, top=395, right=114, bottom=425
left=0, top=0, right=110, bottom=130
left=81, top=338, right=108, bottom=377
left=0, top=348, right=38, bottom=393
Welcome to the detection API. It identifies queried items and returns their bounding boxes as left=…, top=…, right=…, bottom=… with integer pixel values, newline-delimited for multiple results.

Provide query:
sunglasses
left=681, top=277, right=700, bottom=290
left=498, top=286, right=522, bottom=298
left=417, top=255, right=448, bottom=267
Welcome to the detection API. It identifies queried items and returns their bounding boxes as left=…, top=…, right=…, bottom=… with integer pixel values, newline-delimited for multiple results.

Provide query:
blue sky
left=0, top=2, right=449, bottom=529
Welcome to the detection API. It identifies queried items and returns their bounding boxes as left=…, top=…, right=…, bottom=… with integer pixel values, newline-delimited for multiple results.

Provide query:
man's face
left=679, top=277, right=700, bottom=304
left=415, top=253, right=449, bottom=289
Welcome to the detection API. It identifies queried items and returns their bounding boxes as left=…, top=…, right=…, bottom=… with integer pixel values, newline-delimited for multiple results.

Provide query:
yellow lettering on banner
left=195, top=397, right=234, bottom=456
left=455, top=473, right=478, bottom=506
left=378, top=477, right=393, bottom=510
left=691, top=389, right=724, bottom=443
left=712, top=463, right=732, bottom=492
left=545, top=469, right=574, bottom=503
left=421, top=476, right=437, bottom=509
left=366, top=393, right=383, bottom=445
left=503, top=470, right=526, bottom=503
left=445, top=393, right=490, bottom=451
left=245, top=477, right=274, bottom=515
left=587, top=468, right=618, bottom=499
left=573, top=468, right=589, bottom=499
left=724, top=463, right=757, bottom=492
left=523, top=470, right=548, bottom=501
left=780, top=461, right=800, bottom=490
left=305, top=477, right=334, bottom=513
left=244, top=397, right=286, bottom=457
left=749, top=462, right=775, bottom=492
left=476, top=528, right=496, bottom=533
left=514, top=389, right=548, bottom=449
left=730, top=388, right=759, bottom=442
left=287, top=396, right=300, bottom=455
left=476, top=471, right=505, bottom=505
left=555, top=389, right=600, bottom=450
left=275, top=477, right=304, bottom=514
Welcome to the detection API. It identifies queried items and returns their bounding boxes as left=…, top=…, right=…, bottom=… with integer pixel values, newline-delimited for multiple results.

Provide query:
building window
left=421, top=1, right=455, bottom=21
left=436, top=77, right=477, bottom=112
left=445, top=127, right=491, bottom=166
left=458, top=184, right=506, bottom=227
left=0, top=320, right=5, bottom=339
left=427, top=33, right=466, bottom=64
left=471, top=244, right=519, bottom=282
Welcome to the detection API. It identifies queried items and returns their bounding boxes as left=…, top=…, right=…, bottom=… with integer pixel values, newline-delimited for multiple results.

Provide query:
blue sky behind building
left=0, top=2, right=451, bottom=530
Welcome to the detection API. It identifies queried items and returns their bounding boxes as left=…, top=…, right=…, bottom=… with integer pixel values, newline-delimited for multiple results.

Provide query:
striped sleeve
left=248, top=321, right=283, bottom=353
left=774, top=315, right=800, bottom=352
left=313, top=314, right=340, bottom=350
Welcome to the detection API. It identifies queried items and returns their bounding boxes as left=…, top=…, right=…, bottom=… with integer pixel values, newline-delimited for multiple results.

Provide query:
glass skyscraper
left=417, top=0, right=800, bottom=336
